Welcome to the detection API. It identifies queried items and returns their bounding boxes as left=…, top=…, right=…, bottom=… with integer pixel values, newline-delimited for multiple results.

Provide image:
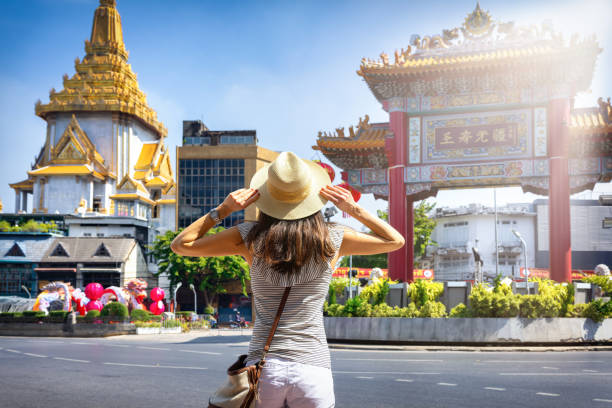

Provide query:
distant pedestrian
left=171, top=151, right=404, bottom=407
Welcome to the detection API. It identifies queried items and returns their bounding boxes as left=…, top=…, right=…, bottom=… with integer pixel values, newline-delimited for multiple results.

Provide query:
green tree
left=149, top=228, right=250, bottom=309
left=413, top=200, right=437, bottom=263
left=339, top=201, right=436, bottom=268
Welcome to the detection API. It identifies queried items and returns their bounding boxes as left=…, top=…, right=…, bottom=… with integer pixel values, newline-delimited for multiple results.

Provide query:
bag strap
left=260, top=286, right=291, bottom=362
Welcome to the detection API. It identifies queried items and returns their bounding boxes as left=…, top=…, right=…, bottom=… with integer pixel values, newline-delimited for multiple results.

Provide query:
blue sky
left=1, top=0, right=610, bottom=228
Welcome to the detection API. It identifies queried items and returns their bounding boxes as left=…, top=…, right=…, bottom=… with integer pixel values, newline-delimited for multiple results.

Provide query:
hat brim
left=250, top=158, right=331, bottom=220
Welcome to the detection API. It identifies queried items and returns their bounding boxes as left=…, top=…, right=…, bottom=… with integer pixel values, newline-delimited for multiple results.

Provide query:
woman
left=171, top=152, right=404, bottom=408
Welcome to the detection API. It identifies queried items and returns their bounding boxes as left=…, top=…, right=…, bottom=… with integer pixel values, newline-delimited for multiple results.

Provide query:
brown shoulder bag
left=208, top=287, right=291, bottom=408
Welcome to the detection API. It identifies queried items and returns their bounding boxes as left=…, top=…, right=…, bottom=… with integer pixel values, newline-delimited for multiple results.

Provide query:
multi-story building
left=534, top=196, right=612, bottom=270
left=429, top=203, right=536, bottom=281
left=176, top=120, right=278, bottom=318
left=177, top=120, right=278, bottom=229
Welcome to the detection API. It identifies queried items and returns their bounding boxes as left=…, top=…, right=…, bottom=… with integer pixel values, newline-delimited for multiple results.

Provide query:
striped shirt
left=237, top=222, right=344, bottom=369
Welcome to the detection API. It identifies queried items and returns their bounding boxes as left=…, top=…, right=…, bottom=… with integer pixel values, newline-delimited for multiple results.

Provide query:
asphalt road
left=0, top=333, right=611, bottom=408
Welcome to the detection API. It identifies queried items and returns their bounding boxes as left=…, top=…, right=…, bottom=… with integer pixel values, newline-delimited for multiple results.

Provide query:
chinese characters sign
left=434, top=123, right=518, bottom=150
left=424, top=110, right=531, bottom=163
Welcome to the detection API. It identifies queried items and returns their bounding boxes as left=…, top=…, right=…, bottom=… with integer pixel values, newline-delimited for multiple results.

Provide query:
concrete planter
left=0, top=322, right=136, bottom=337
left=135, top=326, right=182, bottom=335
left=324, top=317, right=612, bottom=344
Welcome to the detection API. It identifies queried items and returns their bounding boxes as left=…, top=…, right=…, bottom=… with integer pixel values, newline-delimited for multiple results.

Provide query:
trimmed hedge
left=101, top=302, right=129, bottom=318
left=46, top=310, right=69, bottom=323
left=130, top=309, right=151, bottom=322
left=85, top=310, right=101, bottom=322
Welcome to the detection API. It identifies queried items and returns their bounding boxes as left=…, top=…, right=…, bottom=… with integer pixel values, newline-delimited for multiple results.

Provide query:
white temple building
left=9, top=0, right=175, bottom=232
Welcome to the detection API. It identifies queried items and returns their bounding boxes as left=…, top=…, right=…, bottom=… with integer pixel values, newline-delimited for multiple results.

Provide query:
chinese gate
left=314, top=5, right=611, bottom=282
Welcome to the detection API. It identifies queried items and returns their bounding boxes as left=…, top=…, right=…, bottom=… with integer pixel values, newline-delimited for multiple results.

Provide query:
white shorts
left=248, top=356, right=335, bottom=408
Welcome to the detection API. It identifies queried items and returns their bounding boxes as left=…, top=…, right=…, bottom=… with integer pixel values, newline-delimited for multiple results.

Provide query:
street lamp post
left=512, top=229, right=529, bottom=295
left=21, top=285, right=31, bottom=299
left=173, top=282, right=182, bottom=314
left=189, top=283, right=197, bottom=315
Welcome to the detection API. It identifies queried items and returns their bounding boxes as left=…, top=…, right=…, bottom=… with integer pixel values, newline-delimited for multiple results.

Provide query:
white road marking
left=500, top=372, right=612, bottom=376
left=337, top=358, right=443, bottom=362
left=105, top=344, right=130, bottom=348
left=593, top=398, right=612, bottom=403
left=536, top=392, right=559, bottom=397
left=479, top=360, right=604, bottom=363
left=4, top=349, right=21, bottom=354
left=484, top=387, right=506, bottom=391
left=541, top=366, right=560, bottom=370
left=437, top=383, right=457, bottom=387
left=334, top=371, right=439, bottom=375
left=583, top=369, right=599, bottom=373
left=136, top=346, right=170, bottom=351
left=70, top=342, right=90, bottom=345
left=179, top=349, right=221, bottom=355
left=395, top=379, right=414, bottom=383
left=28, top=340, right=63, bottom=344
left=23, top=353, right=47, bottom=358
left=53, top=357, right=90, bottom=363
left=356, top=376, right=373, bottom=379
left=103, top=362, right=207, bottom=370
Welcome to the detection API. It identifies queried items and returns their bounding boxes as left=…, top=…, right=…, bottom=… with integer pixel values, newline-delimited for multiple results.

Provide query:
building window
left=220, top=135, right=255, bottom=145
left=50, top=243, right=69, bottom=257
left=93, top=198, right=101, bottom=212
left=83, top=233, right=92, bottom=237
left=5, top=243, right=25, bottom=257
left=82, top=272, right=120, bottom=288
left=440, top=221, right=469, bottom=247
left=96, top=233, right=104, bottom=237
left=93, top=243, right=111, bottom=257
left=116, top=201, right=133, bottom=217
left=0, top=264, right=32, bottom=296
left=178, top=158, right=245, bottom=229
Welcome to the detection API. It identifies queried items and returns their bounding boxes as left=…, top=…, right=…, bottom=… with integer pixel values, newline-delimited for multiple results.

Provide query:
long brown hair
left=244, top=211, right=336, bottom=275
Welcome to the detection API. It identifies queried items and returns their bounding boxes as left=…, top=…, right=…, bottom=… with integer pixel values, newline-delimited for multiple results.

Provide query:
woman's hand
left=219, top=188, right=259, bottom=217
left=320, top=185, right=357, bottom=215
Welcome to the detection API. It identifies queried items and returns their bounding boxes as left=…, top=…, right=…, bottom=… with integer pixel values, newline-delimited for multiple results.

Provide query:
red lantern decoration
left=336, top=183, right=361, bottom=203
left=315, top=161, right=335, bottom=183
left=85, top=283, right=104, bottom=301
left=150, top=287, right=165, bottom=302
left=86, top=300, right=103, bottom=312
left=149, top=300, right=165, bottom=315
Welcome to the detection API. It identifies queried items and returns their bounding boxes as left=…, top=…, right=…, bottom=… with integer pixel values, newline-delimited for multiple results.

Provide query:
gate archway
left=314, top=5, right=611, bottom=283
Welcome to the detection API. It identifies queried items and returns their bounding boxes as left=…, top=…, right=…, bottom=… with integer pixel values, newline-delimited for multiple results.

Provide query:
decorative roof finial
left=100, top=0, right=117, bottom=7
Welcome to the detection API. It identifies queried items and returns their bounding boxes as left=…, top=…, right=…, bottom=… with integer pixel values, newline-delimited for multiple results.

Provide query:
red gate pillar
left=548, top=98, right=572, bottom=283
left=388, top=110, right=412, bottom=282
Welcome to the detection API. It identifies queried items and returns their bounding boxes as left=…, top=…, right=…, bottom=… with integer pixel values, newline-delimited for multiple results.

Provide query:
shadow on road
left=178, top=335, right=251, bottom=345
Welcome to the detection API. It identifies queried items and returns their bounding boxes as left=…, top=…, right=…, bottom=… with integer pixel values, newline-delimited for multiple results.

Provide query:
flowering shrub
left=408, top=279, right=443, bottom=308
left=360, top=278, right=396, bottom=306
left=328, top=277, right=360, bottom=305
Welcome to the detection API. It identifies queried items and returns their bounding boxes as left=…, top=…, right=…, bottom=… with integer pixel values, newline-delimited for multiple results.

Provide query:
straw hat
left=250, top=152, right=331, bottom=220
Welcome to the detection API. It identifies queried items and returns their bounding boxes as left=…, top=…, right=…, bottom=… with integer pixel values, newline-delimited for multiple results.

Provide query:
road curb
left=328, top=343, right=612, bottom=352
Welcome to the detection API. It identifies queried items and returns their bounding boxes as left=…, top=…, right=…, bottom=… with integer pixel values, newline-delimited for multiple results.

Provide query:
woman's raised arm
left=319, top=185, right=405, bottom=257
left=170, top=188, right=259, bottom=260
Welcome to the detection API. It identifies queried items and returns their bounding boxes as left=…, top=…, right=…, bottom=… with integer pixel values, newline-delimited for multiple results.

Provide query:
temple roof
left=570, top=98, right=612, bottom=134
left=313, top=115, right=390, bottom=169
left=34, top=0, right=167, bottom=137
left=28, top=164, right=105, bottom=180
left=314, top=99, right=611, bottom=171
left=357, top=4, right=601, bottom=102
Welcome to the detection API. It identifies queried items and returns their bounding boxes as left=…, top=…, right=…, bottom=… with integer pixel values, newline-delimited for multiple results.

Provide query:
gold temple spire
left=35, top=0, right=167, bottom=137
left=88, top=0, right=127, bottom=61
